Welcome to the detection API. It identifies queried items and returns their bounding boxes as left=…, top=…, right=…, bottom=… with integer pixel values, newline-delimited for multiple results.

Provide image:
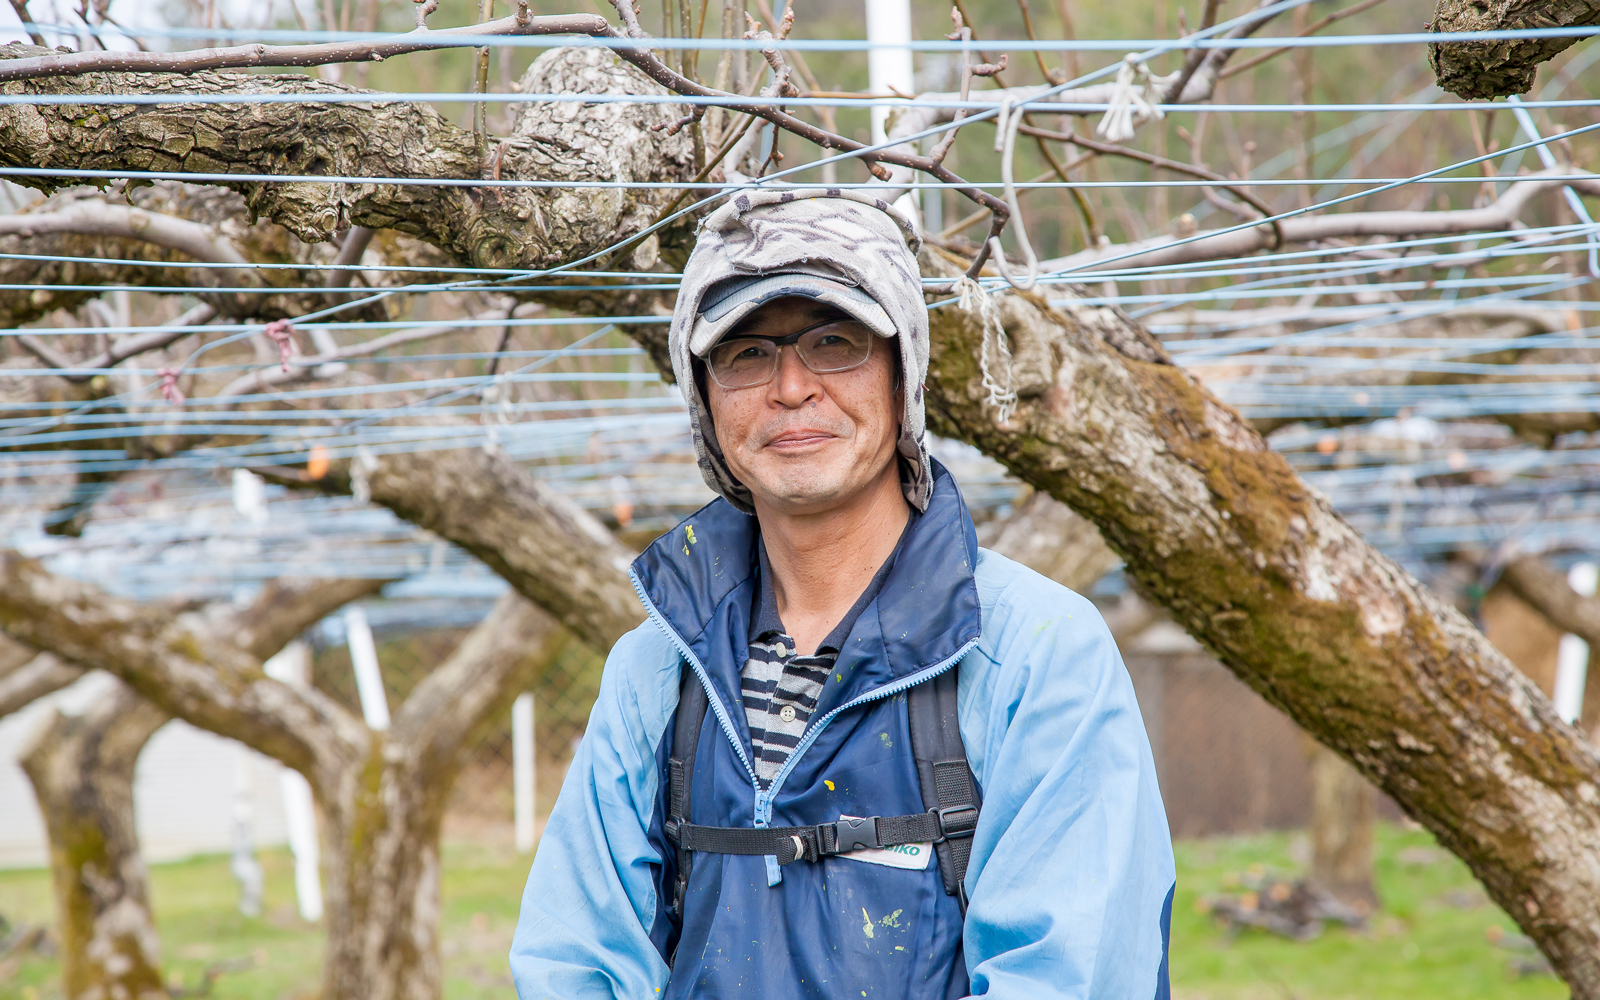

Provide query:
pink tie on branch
left=263, top=319, right=297, bottom=372
left=156, top=368, right=184, bottom=405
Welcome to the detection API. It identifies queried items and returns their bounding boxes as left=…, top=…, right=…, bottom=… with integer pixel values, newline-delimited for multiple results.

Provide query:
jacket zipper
left=757, top=639, right=979, bottom=826
left=629, top=569, right=759, bottom=786
left=633, top=568, right=979, bottom=881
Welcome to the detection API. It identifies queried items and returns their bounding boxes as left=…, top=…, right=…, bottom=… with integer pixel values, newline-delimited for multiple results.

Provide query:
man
left=511, top=190, right=1174, bottom=999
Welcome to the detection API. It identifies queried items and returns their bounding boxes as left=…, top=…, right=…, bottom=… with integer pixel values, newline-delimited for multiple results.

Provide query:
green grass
left=0, top=824, right=1569, bottom=1000
left=0, top=844, right=531, bottom=1000
left=1171, top=824, right=1567, bottom=1000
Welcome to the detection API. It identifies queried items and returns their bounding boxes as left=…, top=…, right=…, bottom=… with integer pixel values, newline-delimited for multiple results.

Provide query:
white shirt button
left=778, top=705, right=797, bottom=724
left=775, top=643, right=788, bottom=657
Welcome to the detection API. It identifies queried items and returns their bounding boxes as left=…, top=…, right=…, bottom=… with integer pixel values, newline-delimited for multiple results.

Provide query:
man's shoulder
left=607, top=619, right=683, bottom=675
left=973, top=546, right=1105, bottom=626
left=970, top=547, right=1119, bottom=674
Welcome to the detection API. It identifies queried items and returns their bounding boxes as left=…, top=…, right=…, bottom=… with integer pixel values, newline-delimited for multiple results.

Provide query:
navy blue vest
left=630, top=462, right=982, bottom=1000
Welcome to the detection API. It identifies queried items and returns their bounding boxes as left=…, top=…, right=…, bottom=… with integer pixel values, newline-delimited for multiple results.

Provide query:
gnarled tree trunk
left=13, top=577, right=384, bottom=1000
left=0, top=555, right=573, bottom=1000
left=907, top=246, right=1600, bottom=991
left=21, top=682, right=171, bottom=1000
left=1308, top=743, right=1378, bottom=910
left=311, top=595, right=570, bottom=1000
left=5, top=28, right=1600, bottom=994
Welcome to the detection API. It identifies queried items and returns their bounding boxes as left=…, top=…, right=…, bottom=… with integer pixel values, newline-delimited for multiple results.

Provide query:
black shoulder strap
left=908, top=664, right=981, bottom=913
left=667, top=661, right=980, bottom=917
left=667, top=664, right=707, bottom=922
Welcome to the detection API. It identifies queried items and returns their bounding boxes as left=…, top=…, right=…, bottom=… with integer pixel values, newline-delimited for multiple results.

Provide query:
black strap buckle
left=664, top=817, right=681, bottom=843
left=831, top=816, right=881, bottom=854
left=929, top=805, right=979, bottom=843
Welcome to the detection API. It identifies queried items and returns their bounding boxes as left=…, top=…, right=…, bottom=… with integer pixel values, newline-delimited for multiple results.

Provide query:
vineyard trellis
left=0, top=0, right=1598, bottom=995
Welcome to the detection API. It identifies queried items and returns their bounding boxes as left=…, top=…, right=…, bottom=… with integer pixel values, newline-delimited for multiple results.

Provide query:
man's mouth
left=763, top=429, right=838, bottom=450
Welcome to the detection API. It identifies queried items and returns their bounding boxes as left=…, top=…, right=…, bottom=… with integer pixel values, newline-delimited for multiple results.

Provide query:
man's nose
left=768, top=345, right=823, bottom=407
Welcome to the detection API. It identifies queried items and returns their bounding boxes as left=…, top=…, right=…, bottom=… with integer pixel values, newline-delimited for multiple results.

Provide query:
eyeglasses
left=705, top=318, right=876, bottom=389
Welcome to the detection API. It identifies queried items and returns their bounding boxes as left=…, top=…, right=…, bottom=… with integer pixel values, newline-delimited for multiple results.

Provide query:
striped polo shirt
left=742, top=524, right=910, bottom=789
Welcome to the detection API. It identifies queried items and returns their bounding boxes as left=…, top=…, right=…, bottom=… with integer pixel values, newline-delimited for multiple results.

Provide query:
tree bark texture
left=311, top=594, right=567, bottom=1000
left=13, top=577, right=383, bottom=1000
left=0, top=45, right=695, bottom=268
left=1428, top=0, right=1600, bottom=98
left=906, top=246, right=1600, bottom=993
left=20, top=681, right=169, bottom=1000
left=1308, top=741, right=1379, bottom=910
left=272, top=441, right=644, bottom=653
left=0, top=557, right=569, bottom=1000
left=1502, top=555, right=1600, bottom=652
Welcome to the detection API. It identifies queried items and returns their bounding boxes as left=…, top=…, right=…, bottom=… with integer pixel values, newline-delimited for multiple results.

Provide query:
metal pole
left=513, top=692, right=536, bottom=853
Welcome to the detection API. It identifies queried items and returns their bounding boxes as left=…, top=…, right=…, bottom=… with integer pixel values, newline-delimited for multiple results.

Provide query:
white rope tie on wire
left=351, top=445, right=378, bottom=504
left=955, top=276, right=1018, bottom=423
left=1095, top=54, right=1178, bottom=144
left=990, top=96, right=1040, bottom=291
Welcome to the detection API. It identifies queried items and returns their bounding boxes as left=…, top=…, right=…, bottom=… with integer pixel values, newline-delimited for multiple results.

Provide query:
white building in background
left=0, top=672, right=289, bottom=869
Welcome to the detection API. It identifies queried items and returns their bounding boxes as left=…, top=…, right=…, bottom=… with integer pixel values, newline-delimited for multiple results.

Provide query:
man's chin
left=743, top=463, right=858, bottom=514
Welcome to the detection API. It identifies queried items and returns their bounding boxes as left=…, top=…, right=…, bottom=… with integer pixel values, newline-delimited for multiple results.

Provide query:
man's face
left=704, top=297, right=902, bottom=517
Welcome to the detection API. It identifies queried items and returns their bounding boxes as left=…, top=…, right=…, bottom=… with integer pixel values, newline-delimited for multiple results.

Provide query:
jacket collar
left=630, top=459, right=982, bottom=719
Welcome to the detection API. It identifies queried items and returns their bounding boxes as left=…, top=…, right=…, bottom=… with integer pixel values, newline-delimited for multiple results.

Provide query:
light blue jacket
left=511, top=467, right=1175, bottom=998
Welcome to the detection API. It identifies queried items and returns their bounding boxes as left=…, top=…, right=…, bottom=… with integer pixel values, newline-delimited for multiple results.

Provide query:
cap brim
left=688, top=272, right=897, bottom=356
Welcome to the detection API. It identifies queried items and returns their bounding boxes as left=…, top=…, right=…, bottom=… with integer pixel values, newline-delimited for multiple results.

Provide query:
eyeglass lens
left=708, top=321, right=873, bottom=388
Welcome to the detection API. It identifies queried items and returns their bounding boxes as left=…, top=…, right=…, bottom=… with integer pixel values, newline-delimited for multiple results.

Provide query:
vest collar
left=630, top=459, right=982, bottom=716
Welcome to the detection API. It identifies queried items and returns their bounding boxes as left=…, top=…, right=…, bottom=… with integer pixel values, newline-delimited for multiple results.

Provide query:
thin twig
left=1221, top=0, right=1389, bottom=78
left=8, top=0, right=46, bottom=46
left=1019, top=121, right=1285, bottom=248
left=486, top=299, right=520, bottom=376
left=1164, top=0, right=1221, bottom=102
left=1015, top=0, right=1064, bottom=85
left=17, top=302, right=217, bottom=382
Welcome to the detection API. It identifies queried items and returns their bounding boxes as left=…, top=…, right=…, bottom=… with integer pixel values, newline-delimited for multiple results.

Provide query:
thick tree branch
left=0, top=202, right=250, bottom=273
left=261, top=443, right=643, bottom=652
left=1502, top=555, right=1600, bottom=651
left=228, top=576, right=391, bottom=661
left=0, top=651, right=85, bottom=718
left=904, top=245, right=1600, bottom=991
left=392, top=592, right=570, bottom=788
left=1429, top=0, right=1600, bottom=98
left=0, top=45, right=696, bottom=268
left=0, top=553, right=374, bottom=782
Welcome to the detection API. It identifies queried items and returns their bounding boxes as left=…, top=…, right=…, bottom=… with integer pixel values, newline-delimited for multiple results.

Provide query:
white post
left=230, top=746, right=264, bottom=917
left=1553, top=562, right=1599, bottom=724
left=513, top=692, right=536, bottom=853
left=866, top=0, right=914, bottom=145
left=344, top=606, right=391, bottom=730
left=866, top=0, right=919, bottom=223
left=263, top=641, right=323, bottom=922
